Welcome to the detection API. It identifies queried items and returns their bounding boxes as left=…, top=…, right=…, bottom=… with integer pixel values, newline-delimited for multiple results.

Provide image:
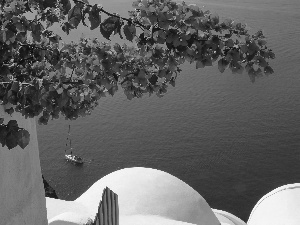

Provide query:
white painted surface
left=120, top=214, right=197, bottom=225
left=47, top=167, right=220, bottom=225
left=0, top=105, right=48, bottom=225
left=48, top=212, right=91, bottom=225
left=49, top=213, right=197, bottom=225
left=247, top=183, right=300, bottom=225
left=46, top=167, right=300, bottom=225
left=46, top=198, right=91, bottom=220
left=75, top=167, right=220, bottom=225
left=213, top=209, right=247, bottom=225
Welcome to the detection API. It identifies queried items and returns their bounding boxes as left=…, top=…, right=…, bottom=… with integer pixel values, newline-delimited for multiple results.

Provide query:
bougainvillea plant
left=0, top=0, right=275, bottom=149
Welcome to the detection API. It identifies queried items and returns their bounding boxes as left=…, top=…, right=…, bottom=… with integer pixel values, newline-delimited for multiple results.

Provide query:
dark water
left=38, top=0, right=300, bottom=221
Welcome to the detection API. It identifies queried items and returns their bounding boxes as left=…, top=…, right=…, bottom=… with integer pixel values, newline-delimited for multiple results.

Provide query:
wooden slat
left=111, top=190, right=116, bottom=225
left=95, top=214, right=100, bottom=225
left=106, top=187, right=112, bottom=225
left=100, top=202, right=104, bottom=225
left=115, top=194, right=119, bottom=225
left=103, top=189, right=108, bottom=225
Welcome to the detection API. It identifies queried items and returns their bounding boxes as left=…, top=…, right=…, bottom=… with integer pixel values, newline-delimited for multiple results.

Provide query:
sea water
left=38, top=0, right=300, bottom=220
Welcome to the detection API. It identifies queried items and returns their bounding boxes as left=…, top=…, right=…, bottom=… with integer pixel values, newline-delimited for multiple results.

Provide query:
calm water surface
left=38, top=0, right=300, bottom=221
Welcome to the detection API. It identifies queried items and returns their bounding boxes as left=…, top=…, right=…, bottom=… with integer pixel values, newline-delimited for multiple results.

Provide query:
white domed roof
left=248, top=183, right=300, bottom=225
left=75, top=167, right=220, bottom=225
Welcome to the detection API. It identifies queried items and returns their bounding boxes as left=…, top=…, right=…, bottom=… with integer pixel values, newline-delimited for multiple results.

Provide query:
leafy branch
left=72, top=0, right=147, bottom=30
left=0, top=0, right=275, bottom=149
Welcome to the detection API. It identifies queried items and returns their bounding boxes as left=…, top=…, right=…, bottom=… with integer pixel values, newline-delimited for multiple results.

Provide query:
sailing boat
left=65, top=125, right=84, bottom=164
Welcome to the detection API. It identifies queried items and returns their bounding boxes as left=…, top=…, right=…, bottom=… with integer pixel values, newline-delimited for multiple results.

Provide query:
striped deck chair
left=92, top=187, right=119, bottom=225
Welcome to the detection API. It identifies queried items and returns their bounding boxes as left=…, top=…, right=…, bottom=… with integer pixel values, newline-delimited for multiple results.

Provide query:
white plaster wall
left=0, top=105, right=48, bottom=225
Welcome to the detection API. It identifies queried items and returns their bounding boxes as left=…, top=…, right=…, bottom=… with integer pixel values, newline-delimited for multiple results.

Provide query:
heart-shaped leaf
left=68, top=4, right=82, bottom=28
left=5, top=131, right=18, bottom=149
left=123, top=24, right=136, bottom=42
left=17, top=129, right=30, bottom=149
left=100, top=16, right=121, bottom=40
left=218, top=58, right=229, bottom=73
left=89, top=4, right=101, bottom=30
left=7, top=120, right=19, bottom=132
left=0, top=125, right=8, bottom=147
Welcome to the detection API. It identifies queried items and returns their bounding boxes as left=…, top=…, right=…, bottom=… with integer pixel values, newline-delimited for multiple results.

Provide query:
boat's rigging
left=64, top=124, right=84, bottom=165
left=65, top=124, right=72, bottom=153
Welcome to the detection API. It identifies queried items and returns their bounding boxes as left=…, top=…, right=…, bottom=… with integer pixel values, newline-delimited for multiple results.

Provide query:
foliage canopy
left=0, top=0, right=275, bottom=149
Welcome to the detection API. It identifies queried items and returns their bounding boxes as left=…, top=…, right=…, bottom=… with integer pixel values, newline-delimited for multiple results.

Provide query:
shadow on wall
left=46, top=167, right=300, bottom=225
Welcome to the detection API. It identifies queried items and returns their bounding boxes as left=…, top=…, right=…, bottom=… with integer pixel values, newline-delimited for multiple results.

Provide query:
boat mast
left=69, top=124, right=72, bottom=152
left=65, top=124, right=72, bottom=153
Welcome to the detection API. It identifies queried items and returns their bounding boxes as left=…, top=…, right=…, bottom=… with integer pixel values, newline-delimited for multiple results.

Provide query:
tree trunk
left=0, top=105, right=48, bottom=225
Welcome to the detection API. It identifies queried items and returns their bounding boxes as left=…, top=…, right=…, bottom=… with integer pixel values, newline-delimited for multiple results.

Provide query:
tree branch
left=72, top=0, right=148, bottom=30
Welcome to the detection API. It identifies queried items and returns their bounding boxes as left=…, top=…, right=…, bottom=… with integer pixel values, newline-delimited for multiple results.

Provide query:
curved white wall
left=47, top=166, right=300, bottom=225
left=75, top=167, right=220, bottom=225
left=213, top=209, right=247, bottom=225
left=47, top=167, right=222, bottom=225
left=0, top=105, right=48, bottom=225
left=248, top=183, right=300, bottom=225
left=47, top=167, right=247, bottom=225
